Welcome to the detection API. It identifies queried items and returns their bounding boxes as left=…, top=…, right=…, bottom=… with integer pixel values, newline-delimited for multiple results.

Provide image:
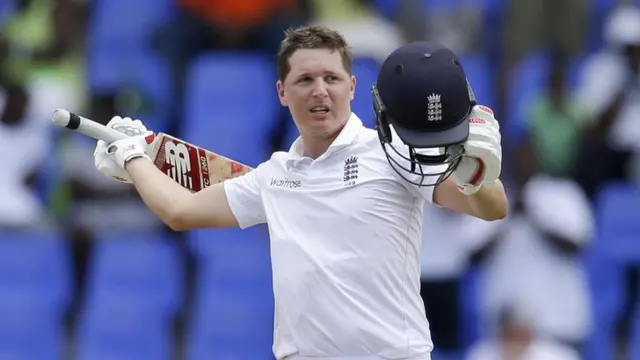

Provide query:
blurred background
left=0, top=0, right=639, bottom=359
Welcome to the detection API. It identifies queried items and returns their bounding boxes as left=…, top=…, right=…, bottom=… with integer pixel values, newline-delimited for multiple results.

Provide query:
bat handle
left=51, top=109, right=128, bottom=143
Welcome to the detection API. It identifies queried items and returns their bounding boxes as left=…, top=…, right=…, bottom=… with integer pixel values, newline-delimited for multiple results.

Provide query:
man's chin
left=297, top=112, right=348, bottom=137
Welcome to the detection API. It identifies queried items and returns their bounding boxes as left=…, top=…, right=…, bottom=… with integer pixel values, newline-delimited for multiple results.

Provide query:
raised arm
left=400, top=105, right=508, bottom=221
left=434, top=105, right=507, bottom=221
left=124, top=157, right=239, bottom=230
left=92, top=116, right=266, bottom=232
left=433, top=177, right=507, bottom=221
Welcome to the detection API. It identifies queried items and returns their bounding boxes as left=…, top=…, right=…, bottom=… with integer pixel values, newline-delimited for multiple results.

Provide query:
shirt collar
left=288, top=112, right=364, bottom=159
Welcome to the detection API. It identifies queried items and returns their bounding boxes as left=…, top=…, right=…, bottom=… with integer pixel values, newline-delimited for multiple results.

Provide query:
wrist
left=457, top=183, right=481, bottom=195
left=111, top=138, right=150, bottom=169
left=123, top=154, right=151, bottom=170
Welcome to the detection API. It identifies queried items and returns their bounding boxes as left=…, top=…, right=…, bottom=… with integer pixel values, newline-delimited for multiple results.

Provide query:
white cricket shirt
left=224, top=113, right=444, bottom=360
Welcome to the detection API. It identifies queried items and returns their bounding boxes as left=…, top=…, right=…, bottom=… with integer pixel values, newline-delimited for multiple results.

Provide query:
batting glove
left=94, top=116, right=155, bottom=183
left=451, top=105, right=502, bottom=195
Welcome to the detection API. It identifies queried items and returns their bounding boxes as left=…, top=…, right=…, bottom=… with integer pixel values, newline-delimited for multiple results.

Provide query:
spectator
left=309, top=0, right=404, bottom=62
left=423, top=0, right=485, bottom=56
left=480, top=174, right=593, bottom=354
left=498, top=0, right=589, bottom=126
left=0, top=0, right=86, bottom=228
left=514, top=52, right=591, bottom=192
left=574, top=6, right=640, bottom=353
left=575, top=4, right=640, bottom=200
left=419, top=205, right=503, bottom=356
left=0, top=81, right=47, bottom=228
left=466, top=300, right=582, bottom=360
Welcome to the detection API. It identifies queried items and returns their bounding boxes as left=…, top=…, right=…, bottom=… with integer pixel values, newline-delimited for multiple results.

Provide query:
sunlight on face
left=276, top=49, right=356, bottom=139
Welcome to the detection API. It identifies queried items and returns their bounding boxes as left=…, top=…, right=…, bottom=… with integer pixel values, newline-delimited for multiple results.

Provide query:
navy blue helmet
left=371, top=41, right=476, bottom=186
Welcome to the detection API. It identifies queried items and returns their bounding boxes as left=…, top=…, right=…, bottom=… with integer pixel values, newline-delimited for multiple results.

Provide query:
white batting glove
left=452, top=105, right=502, bottom=195
left=93, top=116, right=156, bottom=183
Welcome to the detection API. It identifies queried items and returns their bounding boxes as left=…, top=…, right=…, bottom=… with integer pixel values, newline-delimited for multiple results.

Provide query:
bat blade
left=51, top=109, right=254, bottom=192
left=151, top=134, right=253, bottom=192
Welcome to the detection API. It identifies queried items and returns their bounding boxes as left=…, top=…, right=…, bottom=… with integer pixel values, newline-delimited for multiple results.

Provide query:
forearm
left=467, top=180, right=508, bottom=221
left=125, top=157, right=193, bottom=227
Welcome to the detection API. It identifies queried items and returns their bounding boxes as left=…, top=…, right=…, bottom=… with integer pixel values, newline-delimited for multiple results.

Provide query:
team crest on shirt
left=343, top=156, right=359, bottom=187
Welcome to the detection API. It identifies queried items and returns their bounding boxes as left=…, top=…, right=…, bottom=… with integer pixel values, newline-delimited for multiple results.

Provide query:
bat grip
left=51, top=109, right=128, bottom=143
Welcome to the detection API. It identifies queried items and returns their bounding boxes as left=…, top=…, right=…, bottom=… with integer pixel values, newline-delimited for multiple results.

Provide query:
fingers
left=468, top=125, right=500, bottom=146
left=105, top=116, right=148, bottom=137
left=462, top=146, right=501, bottom=183
left=132, top=119, right=144, bottom=128
left=105, top=116, right=127, bottom=128
left=472, top=105, right=498, bottom=122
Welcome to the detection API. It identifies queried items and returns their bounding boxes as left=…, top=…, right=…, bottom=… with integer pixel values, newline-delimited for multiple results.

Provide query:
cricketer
left=93, top=25, right=507, bottom=360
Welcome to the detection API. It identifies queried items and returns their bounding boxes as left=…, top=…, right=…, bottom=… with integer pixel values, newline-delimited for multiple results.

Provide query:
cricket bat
left=51, top=109, right=254, bottom=192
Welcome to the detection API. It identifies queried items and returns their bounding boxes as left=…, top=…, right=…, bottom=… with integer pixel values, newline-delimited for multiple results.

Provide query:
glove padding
left=452, top=105, right=502, bottom=194
left=94, top=116, right=155, bottom=183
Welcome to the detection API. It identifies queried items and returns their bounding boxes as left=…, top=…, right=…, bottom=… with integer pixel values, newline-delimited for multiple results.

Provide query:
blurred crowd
left=0, top=0, right=639, bottom=360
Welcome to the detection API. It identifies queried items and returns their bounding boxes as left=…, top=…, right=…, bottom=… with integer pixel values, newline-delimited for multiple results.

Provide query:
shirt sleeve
left=223, top=163, right=267, bottom=229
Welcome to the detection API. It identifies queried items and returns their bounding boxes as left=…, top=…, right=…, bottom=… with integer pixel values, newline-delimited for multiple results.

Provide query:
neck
left=302, top=131, right=340, bottom=159
left=302, top=118, right=350, bottom=159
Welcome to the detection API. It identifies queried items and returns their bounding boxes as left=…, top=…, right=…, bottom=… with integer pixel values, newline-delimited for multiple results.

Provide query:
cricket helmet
left=372, top=41, right=476, bottom=186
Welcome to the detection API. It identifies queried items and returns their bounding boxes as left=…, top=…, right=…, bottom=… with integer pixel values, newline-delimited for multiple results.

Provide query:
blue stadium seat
left=187, top=226, right=274, bottom=359
left=188, top=224, right=270, bottom=259
left=431, top=350, right=464, bottom=360
left=587, top=0, right=620, bottom=52
left=593, top=182, right=640, bottom=264
left=352, top=57, right=381, bottom=128
left=83, top=232, right=184, bottom=318
left=423, top=0, right=505, bottom=16
left=182, top=52, right=279, bottom=168
left=374, top=0, right=504, bottom=20
left=0, top=0, right=16, bottom=27
left=371, top=0, right=401, bottom=19
left=0, top=230, right=72, bottom=314
left=75, top=307, right=172, bottom=360
left=459, top=54, right=495, bottom=109
left=188, top=225, right=271, bottom=289
left=459, top=266, right=484, bottom=348
left=283, top=114, right=300, bottom=150
left=87, top=0, right=174, bottom=131
left=186, top=288, right=274, bottom=360
left=424, top=0, right=469, bottom=10
left=0, top=311, right=63, bottom=360
left=581, top=247, right=625, bottom=360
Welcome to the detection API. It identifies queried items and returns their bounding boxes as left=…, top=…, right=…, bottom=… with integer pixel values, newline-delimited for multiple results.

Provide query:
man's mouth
left=310, top=106, right=329, bottom=114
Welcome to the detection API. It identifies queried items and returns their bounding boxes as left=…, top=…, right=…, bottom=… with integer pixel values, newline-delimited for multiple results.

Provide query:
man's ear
left=350, top=75, right=356, bottom=101
left=276, top=80, right=288, bottom=106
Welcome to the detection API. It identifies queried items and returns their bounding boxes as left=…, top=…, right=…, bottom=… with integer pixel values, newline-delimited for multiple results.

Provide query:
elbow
left=482, top=207, right=507, bottom=221
left=476, top=196, right=508, bottom=221
left=165, top=212, right=189, bottom=232
left=477, top=183, right=509, bottom=221
left=482, top=200, right=508, bottom=221
left=166, top=217, right=189, bottom=232
left=164, top=200, right=192, bottom=232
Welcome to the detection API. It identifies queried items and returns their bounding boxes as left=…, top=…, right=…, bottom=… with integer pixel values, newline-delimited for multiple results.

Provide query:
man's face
left=277, top=48, right=355, bottom=139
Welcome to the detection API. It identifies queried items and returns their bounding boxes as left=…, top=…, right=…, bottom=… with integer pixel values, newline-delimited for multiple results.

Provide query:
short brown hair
left=277, top=25, right=353, bottom=81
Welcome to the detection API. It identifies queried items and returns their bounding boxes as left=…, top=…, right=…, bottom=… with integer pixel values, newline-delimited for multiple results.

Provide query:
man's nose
left=311, top=79, right=329, bottom=97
